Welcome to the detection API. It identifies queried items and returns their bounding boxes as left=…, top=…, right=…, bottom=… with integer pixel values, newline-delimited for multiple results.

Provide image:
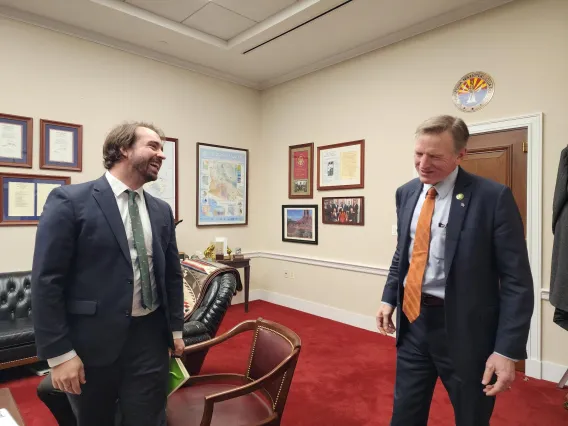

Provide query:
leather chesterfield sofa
left=0, top=268, right=238, bottom=373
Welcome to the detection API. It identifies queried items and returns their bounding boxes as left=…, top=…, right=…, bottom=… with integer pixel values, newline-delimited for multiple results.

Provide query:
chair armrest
left=182, top=319, right=257, bottom=355
left=206, top=348, right=299, bottom=404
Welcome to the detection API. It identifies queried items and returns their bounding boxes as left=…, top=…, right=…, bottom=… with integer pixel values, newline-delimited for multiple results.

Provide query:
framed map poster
left=288, top=142, right=313, bottom=199
left=317, top=139, right=365, bottom=191
left=196, top=142, right=248, bottom=227
left=144, top=137, right=178, bottom=221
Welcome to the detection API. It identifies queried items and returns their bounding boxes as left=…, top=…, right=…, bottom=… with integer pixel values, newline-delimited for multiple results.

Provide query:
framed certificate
left=196, top=142, right=248, bottom=227
left=0, top=113, right=33, bottom=169
left=0, top=172, right=71, bottom=226
left=40, top=119, right=83, bottom=171
left=143, top=137, right=178, bottom=221
left=288, top=142, right=314, bottom=199
left=317, top=139, right=365, bottom=190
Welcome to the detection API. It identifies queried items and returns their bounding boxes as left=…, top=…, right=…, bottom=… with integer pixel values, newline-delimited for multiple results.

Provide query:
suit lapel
left=92, top=176, right=131, bottom=265
left=399, top=181, right=422, bottom=268
left=444, top=167, right=473, bottom=276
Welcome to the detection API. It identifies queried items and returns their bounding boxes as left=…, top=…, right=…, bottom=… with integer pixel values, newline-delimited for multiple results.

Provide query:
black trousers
left=390, top=301, right=495, bottom=426
left=67, top=310, right=170, bottom=426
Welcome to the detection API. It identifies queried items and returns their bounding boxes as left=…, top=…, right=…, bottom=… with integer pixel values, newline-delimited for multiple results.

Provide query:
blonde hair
left=415, top=115, right=469, bottom=152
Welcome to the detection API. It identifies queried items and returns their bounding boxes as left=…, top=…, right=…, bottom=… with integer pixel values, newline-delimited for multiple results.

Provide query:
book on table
left=168, top=357, right=190, bottom=397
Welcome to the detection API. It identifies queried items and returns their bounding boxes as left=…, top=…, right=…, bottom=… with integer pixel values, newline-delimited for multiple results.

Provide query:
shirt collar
left=423, top=166, right=458, bottom=200
left=105, top=171, right=144, bottom=199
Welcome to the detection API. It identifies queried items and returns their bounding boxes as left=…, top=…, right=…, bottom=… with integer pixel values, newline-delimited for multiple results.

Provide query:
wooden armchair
left=167, top=318, right=301, bottom=426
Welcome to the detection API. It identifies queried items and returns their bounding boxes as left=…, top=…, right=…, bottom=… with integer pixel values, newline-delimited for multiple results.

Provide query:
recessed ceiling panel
left=212, top=0, right=298, bottom=22
left=182, top=2, right=257, bottom=40
left=126, top=0, right=208, bottom=22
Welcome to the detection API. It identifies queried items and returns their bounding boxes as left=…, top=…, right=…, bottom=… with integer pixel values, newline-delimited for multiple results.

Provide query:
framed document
left=0, top=113, right=33, bottom=169
left=322, top=196, right=364, bottom=226
left=0, top=172, right=70, bottom=226
left=282, top=204, right=318, bottom=244
left=288, top=142, right=314, bottom=199
left=40, top=119, right=83, bottom=171
left=196, top=142, right=248, bottom=227
left=317, top=140, right=365, bottom=190
left=144, top=137, right=178, bottom=221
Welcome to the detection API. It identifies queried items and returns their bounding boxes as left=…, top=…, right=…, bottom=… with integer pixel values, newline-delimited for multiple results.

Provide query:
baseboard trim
left=243, top=289, right=567, bottom=383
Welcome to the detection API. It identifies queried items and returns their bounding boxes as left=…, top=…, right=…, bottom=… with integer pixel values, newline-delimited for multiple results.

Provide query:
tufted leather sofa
left=0, top=271, right=36, bottom=370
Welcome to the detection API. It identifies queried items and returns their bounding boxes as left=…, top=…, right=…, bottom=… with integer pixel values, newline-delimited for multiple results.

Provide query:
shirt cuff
left=381, top=301, right=394, bottom=308
left=48, top=350, right=78, bottom=368
left=494, top=352, right=518, bottom=362
left=172, top=331, right=183, bottom=340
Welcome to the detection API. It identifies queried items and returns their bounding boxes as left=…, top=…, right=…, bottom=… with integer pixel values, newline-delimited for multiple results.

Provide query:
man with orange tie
left=376, top=115, right=534, bottom=426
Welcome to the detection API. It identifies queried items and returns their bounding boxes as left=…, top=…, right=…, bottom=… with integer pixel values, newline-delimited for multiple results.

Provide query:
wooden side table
left=217, top=258, right=250, bottom=312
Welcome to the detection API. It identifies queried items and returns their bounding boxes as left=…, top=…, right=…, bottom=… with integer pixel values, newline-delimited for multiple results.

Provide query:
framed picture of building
left=282, top=204, right=318, bottom=244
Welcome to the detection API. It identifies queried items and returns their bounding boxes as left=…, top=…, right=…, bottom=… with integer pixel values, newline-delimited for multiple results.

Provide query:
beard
left=132, top=155, right=160, bottom=183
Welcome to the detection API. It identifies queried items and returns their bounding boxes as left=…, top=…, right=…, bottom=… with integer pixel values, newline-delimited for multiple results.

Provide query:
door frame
left=413, top=112, right=543, bottom=379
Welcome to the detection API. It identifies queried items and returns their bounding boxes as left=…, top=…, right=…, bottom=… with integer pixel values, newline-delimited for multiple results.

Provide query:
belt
left=421, top=294, right=444, bottom=306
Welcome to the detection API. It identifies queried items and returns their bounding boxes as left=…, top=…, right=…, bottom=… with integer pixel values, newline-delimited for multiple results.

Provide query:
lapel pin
left=456, top=193, right=464, bottom=200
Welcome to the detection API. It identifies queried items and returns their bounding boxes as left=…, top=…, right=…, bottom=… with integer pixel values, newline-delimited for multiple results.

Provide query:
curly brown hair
left=102, top=121, right=165, bottom=170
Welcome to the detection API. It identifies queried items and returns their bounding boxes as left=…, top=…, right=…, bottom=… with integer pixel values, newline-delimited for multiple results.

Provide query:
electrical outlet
left=391, top=225, right=397, bottom=236
left=284, top=271, right=289, bottom=278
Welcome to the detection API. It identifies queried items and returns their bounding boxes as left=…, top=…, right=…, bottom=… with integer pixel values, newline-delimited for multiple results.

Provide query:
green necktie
left=127, top=190, right=153, bottom=309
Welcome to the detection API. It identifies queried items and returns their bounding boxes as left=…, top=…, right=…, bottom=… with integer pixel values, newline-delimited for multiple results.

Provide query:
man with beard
left=32, top=122, right=185, bottom=426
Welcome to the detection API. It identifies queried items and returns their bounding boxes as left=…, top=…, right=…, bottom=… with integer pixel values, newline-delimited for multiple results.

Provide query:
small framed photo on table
left=282, top=204, right=318, bottom=245
left=40, top=119, right=83, bottom=171
left=0, top=113, right=33, bottom=168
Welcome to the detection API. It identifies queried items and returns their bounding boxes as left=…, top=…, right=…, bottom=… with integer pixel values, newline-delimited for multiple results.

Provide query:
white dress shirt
left=48, top=171, right=181, bottom=367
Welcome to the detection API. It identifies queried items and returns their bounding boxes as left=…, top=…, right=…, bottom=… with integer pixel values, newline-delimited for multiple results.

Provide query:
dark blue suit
left=382, top=167, right=534, bottom=425
left=31, top=175, right=183, bottom=425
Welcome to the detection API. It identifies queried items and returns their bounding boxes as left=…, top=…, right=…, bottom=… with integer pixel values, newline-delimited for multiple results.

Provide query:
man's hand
left=482, top=353, right=516, bottom=396
left=376, top=303, right=396, bottom=336
left=51, top=356, right=86, bottom=395
left=172, top=338, right=185, bottom=357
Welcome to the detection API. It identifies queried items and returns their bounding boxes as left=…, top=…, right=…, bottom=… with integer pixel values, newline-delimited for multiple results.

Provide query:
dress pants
left=68, top=309, right=170, bottom=426
left=390, top=300, right=496, bottom=426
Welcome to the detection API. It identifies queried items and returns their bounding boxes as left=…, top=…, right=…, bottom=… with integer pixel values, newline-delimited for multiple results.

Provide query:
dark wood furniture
left=0, top=388, right=25, bottom=425
left=169, top=318, right=301, bottom=426
left=217, top=258, right=250, bottom=312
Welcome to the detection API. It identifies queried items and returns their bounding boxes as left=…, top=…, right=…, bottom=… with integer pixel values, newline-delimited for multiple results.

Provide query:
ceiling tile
left=126, top=0, right=209, bottom=22
left=182, top=2, right=256, bottom=40
left=212, top=0, right=297, bottom=22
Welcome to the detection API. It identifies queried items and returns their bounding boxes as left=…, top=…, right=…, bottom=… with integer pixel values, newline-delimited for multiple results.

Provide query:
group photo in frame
left=288, top=142, right=314, bottom=199
left=0, top=113, right=33, bottom=169
left=0, top=172, right=70, bottom=226
left=322, top=196, right=364, bottom=225
left=144, top=136, right=178, bottom=221
left=40, top=119, right=83, bottom=171
left=196, top=142, right=248, bottom=227
left=282, top=204, right=318, bottom=245
left=317, top=139, right=365, bottom=191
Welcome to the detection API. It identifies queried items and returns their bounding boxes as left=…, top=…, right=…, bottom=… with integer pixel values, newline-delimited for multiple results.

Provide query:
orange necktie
left=403, top=187, right=437, bottom=323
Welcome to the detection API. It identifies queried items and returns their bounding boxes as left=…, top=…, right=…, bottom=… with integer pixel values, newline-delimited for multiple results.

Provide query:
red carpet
left=1, top=300, right=567, bottom=425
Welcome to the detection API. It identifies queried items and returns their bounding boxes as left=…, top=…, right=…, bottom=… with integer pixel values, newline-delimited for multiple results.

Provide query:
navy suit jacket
left=31, top=175, right=184, bottom=367
left=382, top=167, right=534, bottom=378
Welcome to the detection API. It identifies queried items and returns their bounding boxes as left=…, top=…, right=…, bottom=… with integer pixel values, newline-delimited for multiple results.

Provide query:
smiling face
left=122, top=127, right=166, bottom=183
left=414, top=130, right=466, bottom=185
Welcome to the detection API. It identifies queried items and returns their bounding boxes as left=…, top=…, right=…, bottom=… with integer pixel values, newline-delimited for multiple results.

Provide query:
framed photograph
left=144, top=137, right=178, bottom=221
left=282, top=204, right=318, bottom=244
left=317, top=139, right=365, bottom=190
left=0, top=172, right=70, bottom=226
left=0, top=113, right=33, bottom=168
left=288, top=142, right=314, bottom=198
left=40, top=119, right=83, bottom=171
left=196, top=142, right=248, bottom=227
left=322, top=196, right=364, bottom=225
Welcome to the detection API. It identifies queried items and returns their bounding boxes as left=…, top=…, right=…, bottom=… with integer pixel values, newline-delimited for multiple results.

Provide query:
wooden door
left=461, top=127, right=528, bottom=372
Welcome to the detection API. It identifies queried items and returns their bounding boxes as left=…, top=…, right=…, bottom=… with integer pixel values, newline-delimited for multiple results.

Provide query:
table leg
left=244, top=265, right=250, bottom=313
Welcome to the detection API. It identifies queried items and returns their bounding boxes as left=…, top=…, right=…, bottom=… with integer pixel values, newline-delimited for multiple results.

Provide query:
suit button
left=127, top=279, right=133, bottom=285
left=125, top=311, right=130, bottom=317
